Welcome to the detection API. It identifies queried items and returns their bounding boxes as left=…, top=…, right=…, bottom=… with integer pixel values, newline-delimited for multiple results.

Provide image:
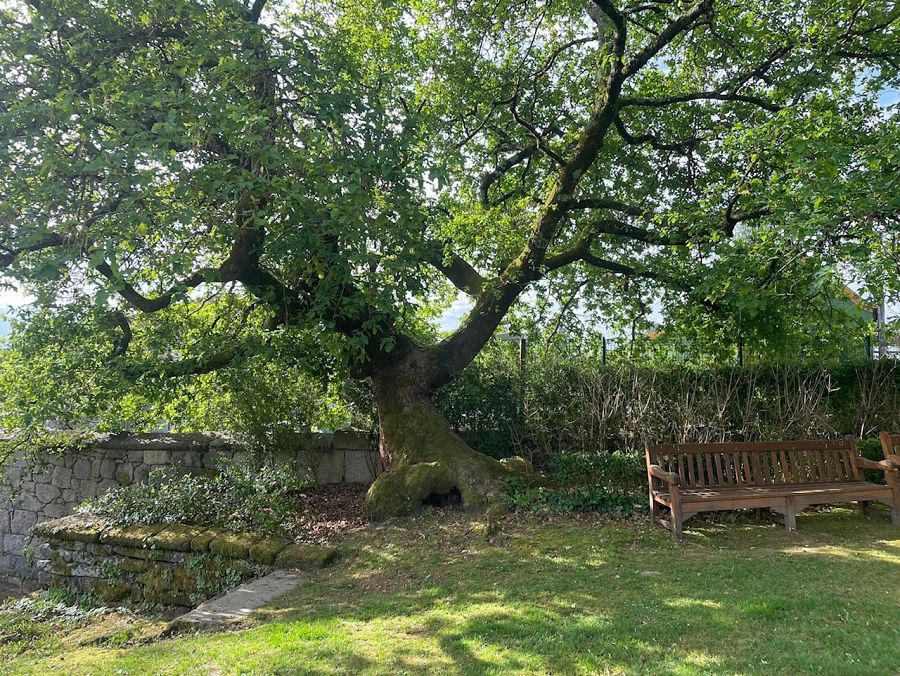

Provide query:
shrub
left=78, top=458, right=306, bottom=537
left=438, top=348, right=900, bottom=472
left=502, top=477, right=638, bottom=515
left=547, top=451, right=646, bottom=492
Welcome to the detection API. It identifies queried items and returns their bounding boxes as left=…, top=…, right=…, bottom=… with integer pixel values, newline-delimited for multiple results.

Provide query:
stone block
left=72, top=458, right=94, bottom=481
left=274, top=543, right=338, bottom=569
left=316, top=449, right=344, bottom=484
left=3, top=534, right=28, bottom=555
left=100, top=458, right=118, bottom=480
left=33, top=514, right=107, bottom=543
left=75, top=479, right=99, bottom=499
left=29, top=468, right=52, bottom=484
left=189, top=528, right=224, bottom=553
left=100, top=523, right=166, bottom=548
left=133, top=466, right=150, bottom=484
left=70, top=562, right=103, bottom=578
left=94, top=581, right=130, bottom=602
left=120, top=556, right=149, bottom=573
left=333, top=431, right=373, bottom=451
left=150, top=524, right=208, bottom=552
left=248, top=537, right=291, bottom=565
left=43, top=504, right=71, bottom=518
left=171, top=450, right=203, bottom=468
left=144, top=450, right=173, bottom=465
left=344, top=450, right=380, bottom=484
left=5, top=466, right=23, bottom=484
left=97, top=479, right=118, bottom=495
left=16, top=480, right=37, bottom=494
left=35, top=483, right=62, bottom=504
left=209, top=531, right=260, bottom=560
left=202, top=448, right=224, bottom=469
left=12, top=494, right=43, bottom=512
left=114, top=465, right=134, bottom=485
left=51, top=465, right=72, bottom=489
left=10, top=509, right=38, bottom=534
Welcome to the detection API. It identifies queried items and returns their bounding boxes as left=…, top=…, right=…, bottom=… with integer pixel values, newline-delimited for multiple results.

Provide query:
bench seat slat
left=653, top=481, right=890, bottom=502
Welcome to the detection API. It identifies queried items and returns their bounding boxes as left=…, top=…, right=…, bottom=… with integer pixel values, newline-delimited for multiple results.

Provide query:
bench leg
left=672, top=511, right=683, bottom=539
left=649, top=492, right=659, bottom=525
left=891, top=487, right=900, bottom=526
left=783, top=498, right=797, bottom=532
left=670, top=488, right=683, bottom=539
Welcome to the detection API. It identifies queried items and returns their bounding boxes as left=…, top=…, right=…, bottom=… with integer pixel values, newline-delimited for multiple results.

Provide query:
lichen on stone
left=33, top=514, right=108, bottom=543
left=99, top=523, right=167, bottom=548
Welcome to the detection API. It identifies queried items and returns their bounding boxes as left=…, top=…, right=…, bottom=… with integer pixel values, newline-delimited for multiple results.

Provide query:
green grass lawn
left=2, top=507, right=899, bottom=675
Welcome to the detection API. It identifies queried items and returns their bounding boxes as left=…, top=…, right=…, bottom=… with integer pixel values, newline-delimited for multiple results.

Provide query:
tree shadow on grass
left=27, top=509, right=900, bottom=675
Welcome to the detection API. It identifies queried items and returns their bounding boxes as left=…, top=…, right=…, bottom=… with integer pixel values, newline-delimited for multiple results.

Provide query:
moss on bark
left=365, top=360, right=534, bottom=520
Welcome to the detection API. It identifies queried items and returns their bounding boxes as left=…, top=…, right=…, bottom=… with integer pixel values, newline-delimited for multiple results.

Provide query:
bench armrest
left=648, top=464, right=682, bottom=486
left=855, top=457, right=900, bottom=472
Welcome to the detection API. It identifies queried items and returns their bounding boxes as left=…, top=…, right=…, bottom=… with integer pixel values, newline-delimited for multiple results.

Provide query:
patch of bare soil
left=286, top=483, right=369, bottom=545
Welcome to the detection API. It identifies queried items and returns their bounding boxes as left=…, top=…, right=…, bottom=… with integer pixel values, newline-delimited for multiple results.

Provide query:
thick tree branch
left=422, top=241, right=485, bottom=296
left=552, top=244, right=724, bottom=313
left=246, top=0, right=268, bottom=22
left=0, top=234, right=64, bottom=268
left=95, top=261, right=218, bottom=313
left=588, top=217, right=690, bottom=245
left=431, top=1, right=631, bottom=384
left=613, top=114, right=701, bottom=152
left=620, top=90, right=781, bottom=112
left=623, top=0, right=712, bottom=78
left=478, top=145, right=538, bottom=207
left=123, top=345, right=244, bottom=381
left=725, top=204, right=770, bottom=235
left=108, top=311, right=132, bottom=358
left=509, top=98, right=565, bottom=166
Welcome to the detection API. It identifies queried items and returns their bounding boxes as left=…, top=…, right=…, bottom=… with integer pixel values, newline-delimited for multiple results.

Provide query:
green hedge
left=436, top=350, right=899, bottom=489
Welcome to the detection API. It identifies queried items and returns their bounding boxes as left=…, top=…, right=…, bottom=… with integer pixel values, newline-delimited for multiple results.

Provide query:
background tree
left=1, top=0, right=897, bottom=516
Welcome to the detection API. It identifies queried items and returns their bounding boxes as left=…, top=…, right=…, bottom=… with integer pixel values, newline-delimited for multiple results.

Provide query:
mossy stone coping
left=34, top=515, right=338, bottom=570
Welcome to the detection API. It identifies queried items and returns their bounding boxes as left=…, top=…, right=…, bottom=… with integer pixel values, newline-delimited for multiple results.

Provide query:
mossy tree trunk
left=365, top=351, right=514, bottom=520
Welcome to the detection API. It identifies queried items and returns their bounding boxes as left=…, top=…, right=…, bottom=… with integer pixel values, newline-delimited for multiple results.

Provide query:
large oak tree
left=1, top=0, right=898, bottom=516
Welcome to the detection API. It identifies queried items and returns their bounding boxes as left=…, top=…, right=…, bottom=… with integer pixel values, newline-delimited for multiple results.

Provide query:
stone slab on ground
left=171, top=570, right=304, bottom=630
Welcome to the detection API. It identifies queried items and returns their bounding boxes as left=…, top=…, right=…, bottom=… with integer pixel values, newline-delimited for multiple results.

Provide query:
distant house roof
left=841, top=286, right=876, bottom=312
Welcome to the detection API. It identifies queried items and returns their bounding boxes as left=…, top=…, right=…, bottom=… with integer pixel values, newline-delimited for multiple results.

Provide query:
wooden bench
left=881, top=431, right=900, bottom=467
left=645, top=437, right=900, bottom=538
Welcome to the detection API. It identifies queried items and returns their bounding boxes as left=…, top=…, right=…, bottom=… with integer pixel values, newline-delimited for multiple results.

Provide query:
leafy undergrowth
left=3, top=508, right=899, bottom=674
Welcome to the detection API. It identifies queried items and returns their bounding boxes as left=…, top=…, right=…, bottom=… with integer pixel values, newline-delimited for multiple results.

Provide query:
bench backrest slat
left=647, top=438, right=861, bottom=488
left=881, top=432, right=900, bottom=458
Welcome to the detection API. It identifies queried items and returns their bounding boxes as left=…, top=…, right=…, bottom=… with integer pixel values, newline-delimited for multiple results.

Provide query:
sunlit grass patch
left=2, top=508, right=898, bottom=674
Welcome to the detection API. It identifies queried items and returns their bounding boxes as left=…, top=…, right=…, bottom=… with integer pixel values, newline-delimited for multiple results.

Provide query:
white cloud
left=0, top=285, right=34, bottom=308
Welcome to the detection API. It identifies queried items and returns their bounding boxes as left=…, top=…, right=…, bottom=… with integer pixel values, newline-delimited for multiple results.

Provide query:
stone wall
left=0, top=432, right=378, bottom=588
left=34, top=515, right=337, bottom=609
